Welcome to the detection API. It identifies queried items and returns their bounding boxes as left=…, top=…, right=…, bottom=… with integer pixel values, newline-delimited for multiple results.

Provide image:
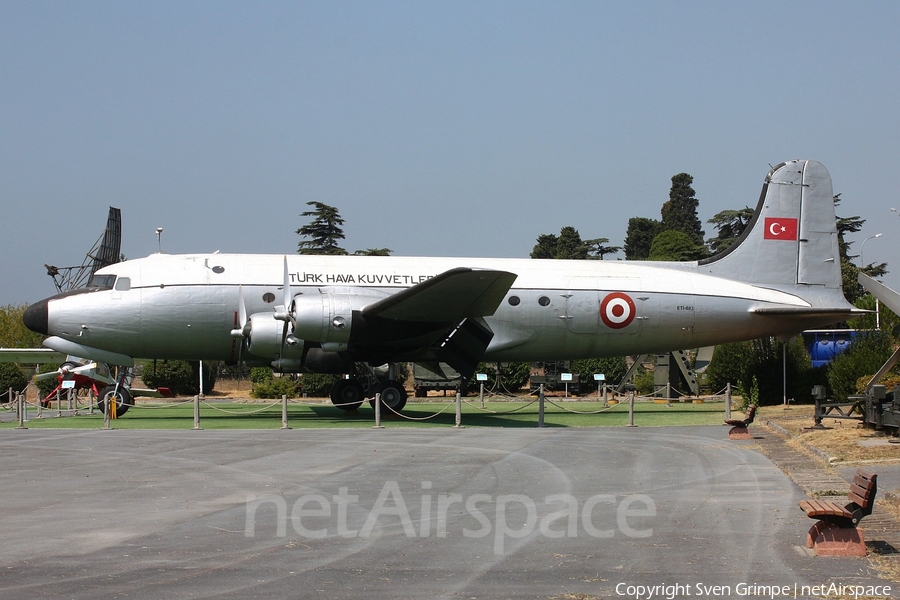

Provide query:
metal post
left=453, top=392, right=464, bottom=428
left=782, top=341, right=788, bottom=406
left=192, top=395, right=202, bottom=430
left=199, top=361, right=205, bottom=398
left=626, top=391, right=637, bottom=427
left=7, top=387, right=11, bottom=406
left=725, top=382, right=732, bottom=421
left=537, top=384, right=545, bottom=428
left=666, top=382, right=671, bottom=407
left=73, top=388, right=80, bottom=416
left=35, top=391, right=43, bottom=419
left=21, top=392, right=27, bottom=422
left=16, top=393, right=26, bottom=429
left=102, top=392, right=111, bottom=429
left=603, top=383, right=608, bottom=406
left=373, top=393, right=384, bottom=429
left=57, top=390, right=63, bottom=417
left=480, top=382, right=485, bottom=408
left=281, top=394, right=290, bottom=429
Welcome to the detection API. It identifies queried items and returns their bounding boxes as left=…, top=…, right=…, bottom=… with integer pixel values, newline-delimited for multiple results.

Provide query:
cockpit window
left=86, top=274, right=116, bottom=290
left=114, top=277, right=131, bottom=291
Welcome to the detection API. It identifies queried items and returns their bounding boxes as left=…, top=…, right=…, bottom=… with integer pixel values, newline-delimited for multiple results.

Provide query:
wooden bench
left=798, top=468, right=877, bottom=556
left=724, top=404, right=756, bottom=439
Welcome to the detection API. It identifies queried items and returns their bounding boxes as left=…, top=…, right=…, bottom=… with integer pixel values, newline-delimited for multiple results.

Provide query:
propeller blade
left=230, top=285, right=248, bottom=338
left=32, top=362, right=97, bottom=382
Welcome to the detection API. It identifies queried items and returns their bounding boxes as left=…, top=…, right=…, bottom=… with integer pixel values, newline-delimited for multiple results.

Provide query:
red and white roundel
left=600, top=292, right=636, bottom=329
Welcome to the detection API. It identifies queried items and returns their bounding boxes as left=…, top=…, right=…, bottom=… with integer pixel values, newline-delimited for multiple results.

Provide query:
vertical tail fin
left=699, top=160, right=841, bottom=290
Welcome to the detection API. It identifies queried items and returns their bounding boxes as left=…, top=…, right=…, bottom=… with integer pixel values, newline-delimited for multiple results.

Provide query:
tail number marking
left=600, top=292, right=636, bottom=329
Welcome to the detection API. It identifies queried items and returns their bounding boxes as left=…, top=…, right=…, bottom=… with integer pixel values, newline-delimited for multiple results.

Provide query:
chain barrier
left=544, top=398, right=624, bottom=415
left=380, top=397, right=458, bottom=421
left=199, top=399, right=283, bottom=415
left=461, top=397, right=539, bottom=414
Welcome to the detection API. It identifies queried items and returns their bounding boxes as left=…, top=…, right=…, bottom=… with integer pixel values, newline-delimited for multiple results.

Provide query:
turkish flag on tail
left=763, top=217, right=798, bottom=240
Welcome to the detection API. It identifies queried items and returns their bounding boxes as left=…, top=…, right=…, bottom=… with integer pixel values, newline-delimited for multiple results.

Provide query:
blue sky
left=2, top=1, right=899, bottom=305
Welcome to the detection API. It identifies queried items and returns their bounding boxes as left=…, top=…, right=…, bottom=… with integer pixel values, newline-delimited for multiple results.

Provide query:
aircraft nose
left=23, top=298, right=49, bottom=335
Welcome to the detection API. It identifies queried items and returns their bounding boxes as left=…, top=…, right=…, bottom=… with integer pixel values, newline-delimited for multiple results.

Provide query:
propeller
left=273, top=256, right=300, bottom=363
left=33, top=362, right=98, bottom=382
left=230, top=285, right=249, bottom=363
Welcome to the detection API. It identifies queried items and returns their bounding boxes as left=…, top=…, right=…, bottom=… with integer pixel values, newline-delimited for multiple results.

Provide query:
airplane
left=0, top=349, right=175, bottom=415
left=22, top=160, right=862, bottom=415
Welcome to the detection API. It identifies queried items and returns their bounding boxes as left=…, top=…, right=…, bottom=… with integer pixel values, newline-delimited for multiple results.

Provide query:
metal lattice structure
left=44, top=207, right=122, bottom=293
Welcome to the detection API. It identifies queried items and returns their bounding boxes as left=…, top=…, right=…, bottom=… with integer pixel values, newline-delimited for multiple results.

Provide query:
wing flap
left=362, top=268, right=517, bottom=321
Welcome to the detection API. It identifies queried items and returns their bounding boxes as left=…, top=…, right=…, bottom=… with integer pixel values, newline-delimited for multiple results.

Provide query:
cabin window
left=538, top=296, right=551, bottom=306
left=212, top=266, right=225, bottom=274
left=86, top=274, right=115, bottom=290
left=262, top=292, right=276, bottom=303
left=508, top=296, right=520, bottom=306
left=114, top=277, right=131, bottom=291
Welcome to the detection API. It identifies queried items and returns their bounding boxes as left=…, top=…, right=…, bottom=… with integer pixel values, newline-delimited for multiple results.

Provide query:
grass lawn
left=0, top=398, right=730, bottom=430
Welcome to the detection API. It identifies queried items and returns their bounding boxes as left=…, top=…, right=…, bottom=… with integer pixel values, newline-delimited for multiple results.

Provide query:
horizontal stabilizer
left=363, top=268, right=517, bottom=322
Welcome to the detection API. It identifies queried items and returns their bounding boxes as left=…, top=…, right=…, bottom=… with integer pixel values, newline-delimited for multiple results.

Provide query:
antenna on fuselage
left=156, top=228, right=163, bottom=253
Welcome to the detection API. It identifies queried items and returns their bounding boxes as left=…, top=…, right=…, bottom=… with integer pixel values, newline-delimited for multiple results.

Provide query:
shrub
left=250, top=367, right=274, bottom=384
left=298, top=373, right=338, bottom=397
left=251, top=375, right=298, bottom=399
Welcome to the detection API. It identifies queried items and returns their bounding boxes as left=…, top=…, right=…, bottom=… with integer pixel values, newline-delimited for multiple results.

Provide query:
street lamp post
left=860, top=232, right=883, bottom=330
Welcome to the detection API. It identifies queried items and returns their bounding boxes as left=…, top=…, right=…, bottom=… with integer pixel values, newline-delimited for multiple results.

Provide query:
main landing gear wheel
left=370, top=380, right=408, bottom=412
left=97, top=385, right=133, bottom=418
left=330, top=379, right=364, bottom=411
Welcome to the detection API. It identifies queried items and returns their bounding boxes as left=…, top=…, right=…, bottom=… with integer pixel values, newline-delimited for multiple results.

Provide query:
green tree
left=296, top=202, right=349, bottom=255
left=0, top=304, right=45, bottom=348
left=555, top=227, right=588, bottom=259
left=661, top=173, right=704, bottom=246
left=467, top=362, right=530, bottom=392
left=707, top=337, right=816, bottom=405
left=833, top=195, right=888, bottom=303
left=584, top=238, right=622, bottom=260
left=623, top=217, right=662, bottom=260
left=648, top=230, right=705, bottom=261
left=706, top=207, right=754, bottom=254
left=141, top=360, right=216, bottom=396
left=826, top=330, right=894, bottom=401
left=0, top=363, right=27, bottom=395
left=353, top=248, right=392, bottom=256
left=570, top=357, right=628, bottom=392
left=530, top=234, right=559, bottom=259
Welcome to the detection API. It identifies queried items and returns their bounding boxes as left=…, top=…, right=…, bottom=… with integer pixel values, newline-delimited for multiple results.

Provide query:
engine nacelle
left=245, top=312, right=305, bottom=361
left=292, top=290, right=381, bottom=352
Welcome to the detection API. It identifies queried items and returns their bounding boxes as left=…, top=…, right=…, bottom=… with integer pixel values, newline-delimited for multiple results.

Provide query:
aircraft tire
left=370, top=381, right=408, bottom=412
left=97, top=385, right=133, bottom=418
left=330, top=379, right=364, bottom=411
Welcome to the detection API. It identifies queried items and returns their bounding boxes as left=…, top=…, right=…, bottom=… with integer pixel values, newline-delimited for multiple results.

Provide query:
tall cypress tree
left=661, top=173, right=704, bottom=246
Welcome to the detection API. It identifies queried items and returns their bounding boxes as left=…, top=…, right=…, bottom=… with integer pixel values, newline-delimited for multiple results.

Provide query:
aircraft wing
left=362, top=268, right=518, bottom=321
left=859, top=273, right=900, bottom=315
left=0, top=348, right=67, bottom=364
left=750, top=306, right=865, bottom=318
